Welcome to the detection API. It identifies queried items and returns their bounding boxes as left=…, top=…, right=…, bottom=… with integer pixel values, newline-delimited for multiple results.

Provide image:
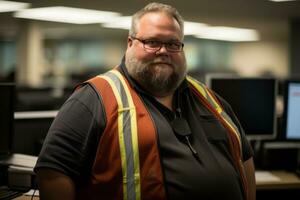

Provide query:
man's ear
left=127, top=37, right=133, bottom=47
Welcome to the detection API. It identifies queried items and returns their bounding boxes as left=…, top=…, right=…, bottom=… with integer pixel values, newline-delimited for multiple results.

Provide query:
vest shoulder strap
left=186, top=76, right=242, bottom=151
left=98, top=69, right=141, bottom=200
left=186, top=75, right=249, bottom=200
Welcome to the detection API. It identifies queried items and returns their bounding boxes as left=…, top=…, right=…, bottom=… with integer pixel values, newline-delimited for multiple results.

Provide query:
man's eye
left=168, top=42, right=181, bottom=49
left=145, top=40, right=160, bottom=47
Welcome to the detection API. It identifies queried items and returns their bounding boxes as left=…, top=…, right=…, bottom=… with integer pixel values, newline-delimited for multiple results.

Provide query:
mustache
left=149, top=59, right=173, bottom=66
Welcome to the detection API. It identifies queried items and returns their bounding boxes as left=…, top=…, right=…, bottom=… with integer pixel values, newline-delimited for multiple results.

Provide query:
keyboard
left=0, top=186, right=23, bottom=200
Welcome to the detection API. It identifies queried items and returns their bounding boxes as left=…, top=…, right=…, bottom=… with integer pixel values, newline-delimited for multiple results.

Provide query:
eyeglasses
left=130, top=36, right=184, bottom=53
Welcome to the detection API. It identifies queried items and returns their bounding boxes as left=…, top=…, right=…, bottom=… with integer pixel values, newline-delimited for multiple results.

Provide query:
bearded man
left=35, top=2, right=256, bottom=200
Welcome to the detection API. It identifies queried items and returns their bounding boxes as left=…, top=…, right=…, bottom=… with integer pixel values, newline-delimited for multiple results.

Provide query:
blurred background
left=0, top=0, right=300, bottom=189
left=0, top=0, right=300, bottom=110
left=1, top=3, right=300, bottom=195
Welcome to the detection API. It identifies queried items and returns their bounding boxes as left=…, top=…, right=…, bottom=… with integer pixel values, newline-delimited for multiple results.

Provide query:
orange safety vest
left=77, top=69, right=248, bottom=200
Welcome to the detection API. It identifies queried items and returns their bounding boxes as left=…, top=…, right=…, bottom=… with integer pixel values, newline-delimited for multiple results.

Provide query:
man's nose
left=156, top=44, right=169, bottom=54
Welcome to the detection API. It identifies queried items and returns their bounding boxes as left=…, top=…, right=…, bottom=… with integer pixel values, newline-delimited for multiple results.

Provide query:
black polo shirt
left=35, top=60, right=253, bottom=200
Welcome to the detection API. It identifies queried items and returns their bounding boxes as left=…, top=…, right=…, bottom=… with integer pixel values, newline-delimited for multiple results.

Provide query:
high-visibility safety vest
left=77, top=69, right=248, bottom=200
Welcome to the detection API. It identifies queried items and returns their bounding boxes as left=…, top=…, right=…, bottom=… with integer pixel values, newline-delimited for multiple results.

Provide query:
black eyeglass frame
left=130, top=36, right=184, bottom=53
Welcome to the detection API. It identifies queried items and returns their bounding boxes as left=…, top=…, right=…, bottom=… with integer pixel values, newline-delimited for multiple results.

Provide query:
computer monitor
left=0, top=83, right=15, bottom=157
left=205, top=74, right=277, bottom=140
left=13, top=111, right=56, bottom=155
left=282, top=80, right=300, bottom=140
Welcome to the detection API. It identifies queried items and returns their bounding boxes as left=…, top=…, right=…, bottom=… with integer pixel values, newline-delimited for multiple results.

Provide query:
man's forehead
left=139, top=12, right=176, bottom=25
left=136, top=12, right=181, bottom=37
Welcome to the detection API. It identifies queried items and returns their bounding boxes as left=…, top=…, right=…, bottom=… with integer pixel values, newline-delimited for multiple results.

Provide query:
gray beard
left=126, top=57, right=186, bottom=97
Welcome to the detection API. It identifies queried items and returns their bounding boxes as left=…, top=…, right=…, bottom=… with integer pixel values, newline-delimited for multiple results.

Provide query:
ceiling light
left=101, top=16, right=132, bottom=29
left=101, top=19, right=210, bottom=34
left=194, top=26, right=260, bottom=42
left=184, top=21, right=208, bottom=35
left=100, top=17, right=259, bottom=42
left=14, top=6, right=120, bottom=24
left=268, top=0, right=297, bottom=2
left=0, top=0, right=30, bottom=13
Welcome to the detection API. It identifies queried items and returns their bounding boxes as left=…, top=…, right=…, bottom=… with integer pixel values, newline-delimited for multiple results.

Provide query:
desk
left=256, top=170, right=300, bottom=200
left=12, top=189, right=39, bottom=200
left=14, top=196, right=39, bottom=200
left=256, top=170, right=300, bottom=190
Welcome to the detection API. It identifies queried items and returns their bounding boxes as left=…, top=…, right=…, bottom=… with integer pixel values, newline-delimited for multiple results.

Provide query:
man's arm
left=36, top=169, right=76, bottom=200
left=244, top=157, right=256, bottom=200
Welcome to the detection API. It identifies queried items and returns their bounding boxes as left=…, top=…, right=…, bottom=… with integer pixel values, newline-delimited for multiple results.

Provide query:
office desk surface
left=256, top=170, right=300, bottom=190
left=12, top=189, right=39, bottom=200
left=14, top=196, right=39, bottom=200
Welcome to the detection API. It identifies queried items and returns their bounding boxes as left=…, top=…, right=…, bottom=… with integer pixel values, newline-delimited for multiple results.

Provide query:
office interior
left=1, top=0, right=300, bottom=199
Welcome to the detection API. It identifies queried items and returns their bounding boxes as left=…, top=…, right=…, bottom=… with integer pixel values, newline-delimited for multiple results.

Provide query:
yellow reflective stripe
left=187, top=76, right=242, bottom=153
left=187, top=76, right=246, bottom=197
left=119, top=107, right=134, bottom=112
left=221, top=113, right=242, bottom=149
left=188, top=76, right=221, bottom=113
left=206, top=89, right=223, bottom=114
left=206, top=87, right=242, bottom=149
left=98, top=74, right=128, bottom=200
left=186, top=76, right=207, bottom=98
left=206, top=89, right=242, bottom=150
left=110, top=70, right=141, bottom=200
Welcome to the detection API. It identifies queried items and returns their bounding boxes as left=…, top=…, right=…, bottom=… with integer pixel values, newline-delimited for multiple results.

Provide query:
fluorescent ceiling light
left=184, top=21, right=208, bottom=35
left=269, top=0, right=296, bottom=2
left=101, top=17, right=259, bottom=42
left=194, top=26, right=260, bottom=42
left=14, top=6, right=120, bottom=24
left=0, top=0, right=30, bottom=13
left=184, top=22, right=259, bottom=42
left=102, top=19, right=209, bottom=33
left=102, top=16, right=132, bottom=30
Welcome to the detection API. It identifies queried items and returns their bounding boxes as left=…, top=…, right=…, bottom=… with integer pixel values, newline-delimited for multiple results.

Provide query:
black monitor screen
left=283, top=80, right=300, bottom=140
left=0, top=83, right=15, bottom=156
left=206, top=75, right=277, bottom=140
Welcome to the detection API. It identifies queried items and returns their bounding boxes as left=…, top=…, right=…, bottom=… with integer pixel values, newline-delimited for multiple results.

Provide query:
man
left=35, top=2, right=256, bottom=200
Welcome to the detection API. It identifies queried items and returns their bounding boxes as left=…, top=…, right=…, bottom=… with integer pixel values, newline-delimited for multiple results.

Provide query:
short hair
left=129, top=2, right=184, bottom=38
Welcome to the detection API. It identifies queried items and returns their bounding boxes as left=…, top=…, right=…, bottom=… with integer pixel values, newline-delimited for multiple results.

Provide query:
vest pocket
left=198, top=115, right=228, bottom=141
left=199, top=116, right=235, bottom=164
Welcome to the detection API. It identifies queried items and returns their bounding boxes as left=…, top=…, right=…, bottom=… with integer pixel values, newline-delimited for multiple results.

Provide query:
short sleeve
left=34, top=84, right=106, bottom=183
